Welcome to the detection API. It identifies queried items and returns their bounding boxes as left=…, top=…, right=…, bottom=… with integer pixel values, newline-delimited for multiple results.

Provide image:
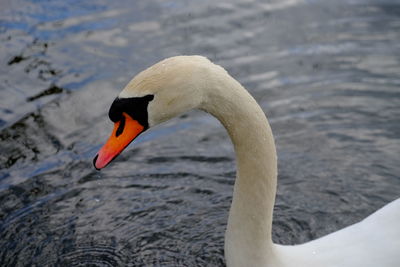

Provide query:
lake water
left=1, top=0, right=399, bottom=266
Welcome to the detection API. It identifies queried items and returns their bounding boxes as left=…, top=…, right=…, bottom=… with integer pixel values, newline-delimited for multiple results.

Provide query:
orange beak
left=93, top=112, right=144, bottom=170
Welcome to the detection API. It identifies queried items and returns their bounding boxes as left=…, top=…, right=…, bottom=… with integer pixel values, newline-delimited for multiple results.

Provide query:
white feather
left=118, top=55, right=400, bottom=267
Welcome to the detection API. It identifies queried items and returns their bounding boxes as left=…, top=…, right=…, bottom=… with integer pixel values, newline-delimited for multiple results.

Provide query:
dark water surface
left=1, top=0, right=400, bottom=265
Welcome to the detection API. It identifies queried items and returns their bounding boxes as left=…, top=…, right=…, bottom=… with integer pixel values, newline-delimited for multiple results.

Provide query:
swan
left=93, top=55, right=400, bottom=267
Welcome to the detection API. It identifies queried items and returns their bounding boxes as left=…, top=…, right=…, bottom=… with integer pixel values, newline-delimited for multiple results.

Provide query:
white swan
left=93, top=55, right=400, bottom=267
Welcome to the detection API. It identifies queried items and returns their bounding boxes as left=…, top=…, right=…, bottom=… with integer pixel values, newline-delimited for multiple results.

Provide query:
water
left=1, top=0, right=400, bottom=265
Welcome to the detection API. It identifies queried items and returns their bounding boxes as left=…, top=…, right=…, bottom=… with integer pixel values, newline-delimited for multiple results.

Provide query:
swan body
left=94, top=55, right=400, bottom=267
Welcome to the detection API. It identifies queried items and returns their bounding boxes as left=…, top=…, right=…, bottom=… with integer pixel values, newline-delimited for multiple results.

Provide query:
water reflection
left=1, top=0, right=399, bottom=266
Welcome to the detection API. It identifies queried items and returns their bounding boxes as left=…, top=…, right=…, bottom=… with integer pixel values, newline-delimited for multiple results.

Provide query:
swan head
left=93, top=56, right=212, bottom=170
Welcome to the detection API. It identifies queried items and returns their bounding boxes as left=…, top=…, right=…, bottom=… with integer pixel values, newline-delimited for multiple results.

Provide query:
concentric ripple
left=1, top=0, right=400, bottom=266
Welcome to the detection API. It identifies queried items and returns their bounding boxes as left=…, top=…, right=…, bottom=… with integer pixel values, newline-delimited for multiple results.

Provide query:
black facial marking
left=115, top=115, right=125, bottom=137
left=108, top=94, right=154, bottom=129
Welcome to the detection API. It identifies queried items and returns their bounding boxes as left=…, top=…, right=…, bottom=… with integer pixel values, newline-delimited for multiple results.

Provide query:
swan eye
left=108, top=98, right=123, bottom=122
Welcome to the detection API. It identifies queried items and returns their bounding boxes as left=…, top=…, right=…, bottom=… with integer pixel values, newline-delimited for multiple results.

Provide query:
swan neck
left=202, top=67, right=278, bottom=266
